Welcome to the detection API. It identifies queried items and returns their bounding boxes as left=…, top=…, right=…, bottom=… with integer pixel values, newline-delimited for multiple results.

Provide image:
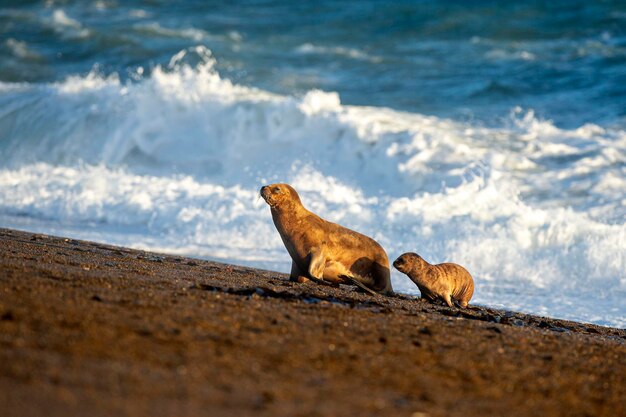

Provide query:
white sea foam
left=5, top=39, right=42, bottom=61
left=478, top=36, right=626, bottom=63
left=49, top=9, right=90, bottom=39
left=133, top=22, right=211, bottom=42
left=0, top=47, right=624, bottom=327
left=296, top=43, right=383, bottom=63
left=485, top=49, right=536, bottom=61
left=129, top=9, right=149, bottom=18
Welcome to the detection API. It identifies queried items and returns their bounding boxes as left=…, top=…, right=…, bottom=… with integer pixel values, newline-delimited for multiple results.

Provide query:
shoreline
left=1, top=227, right=624, bottom=416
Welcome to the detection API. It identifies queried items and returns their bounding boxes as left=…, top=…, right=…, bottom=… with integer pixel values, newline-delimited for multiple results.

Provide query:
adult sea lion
left=393, top=252, right=474, bottom=308
left=260, top=183, right=393, bottom=296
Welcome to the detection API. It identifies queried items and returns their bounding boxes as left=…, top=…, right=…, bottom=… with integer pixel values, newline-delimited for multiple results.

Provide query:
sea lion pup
left=260, top=183, right=393, bottom=296
left=393, top=252, right=474, bottom=308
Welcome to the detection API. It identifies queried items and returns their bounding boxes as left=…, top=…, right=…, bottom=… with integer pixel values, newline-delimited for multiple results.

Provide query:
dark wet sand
left=1, top=228, right=624, bottom=417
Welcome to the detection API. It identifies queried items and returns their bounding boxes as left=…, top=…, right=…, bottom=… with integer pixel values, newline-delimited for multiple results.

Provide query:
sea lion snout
left=392, top=256, right=404, bottom=270
left=260, top=183, right=302, bottom=209
left=260, top=185, right=269, bottom=200
left=260, top=185, right=277, bottom=205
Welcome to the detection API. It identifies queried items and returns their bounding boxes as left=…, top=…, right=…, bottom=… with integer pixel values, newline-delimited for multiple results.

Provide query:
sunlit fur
left=261, top=183, right=393, bottom=295
left=394, top=252, right=474, bottom=308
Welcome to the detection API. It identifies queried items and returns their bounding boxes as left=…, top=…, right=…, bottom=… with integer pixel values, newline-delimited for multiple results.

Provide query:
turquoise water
left=2, top=1, right=625, bottom=127
left=1, top=1, right=625, bottom=327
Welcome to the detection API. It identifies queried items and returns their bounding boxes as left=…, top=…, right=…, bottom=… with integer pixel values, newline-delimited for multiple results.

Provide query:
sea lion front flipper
left=290, top=261, right=309, bottom=283
left=306, top=247, right=333, bottom=287
left=308, top=247, right=326, bottom=279
left=302, top=249, right=341, bottom=288
left=452, top=298, right=468, bottom=308
left=442, top=293, right=454, bottom=308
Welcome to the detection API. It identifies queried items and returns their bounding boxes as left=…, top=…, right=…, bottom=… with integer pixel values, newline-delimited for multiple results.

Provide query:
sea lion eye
left=272, top=187, right=281, bottom=193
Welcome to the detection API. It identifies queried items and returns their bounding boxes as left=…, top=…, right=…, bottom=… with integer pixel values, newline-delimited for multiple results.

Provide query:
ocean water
left=1, top=1, right=625, bottom=327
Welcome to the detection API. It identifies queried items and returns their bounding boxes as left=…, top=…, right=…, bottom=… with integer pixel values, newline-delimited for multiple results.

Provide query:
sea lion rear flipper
left=341, top=275, right=380, bottom=297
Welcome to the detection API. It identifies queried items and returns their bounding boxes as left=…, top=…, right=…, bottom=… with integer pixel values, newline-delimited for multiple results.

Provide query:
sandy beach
left=0, top=227, right=624, bottom=417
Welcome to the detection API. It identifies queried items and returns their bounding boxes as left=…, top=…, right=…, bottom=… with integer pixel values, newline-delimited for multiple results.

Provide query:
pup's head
left=393, top=252, right=424, bottom=274
left=259, top=183, right=302, bottom=210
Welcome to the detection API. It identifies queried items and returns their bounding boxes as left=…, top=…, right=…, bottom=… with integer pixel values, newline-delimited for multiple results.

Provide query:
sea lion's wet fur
left=261, top=183, right=393, bottom=295
left=394, top=252, right=474, bottom=308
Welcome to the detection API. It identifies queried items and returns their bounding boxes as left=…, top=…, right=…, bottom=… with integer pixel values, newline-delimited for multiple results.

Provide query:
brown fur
left=260, top=183, right=393, bottom=295
left=393, top=252, right=474, bottom=308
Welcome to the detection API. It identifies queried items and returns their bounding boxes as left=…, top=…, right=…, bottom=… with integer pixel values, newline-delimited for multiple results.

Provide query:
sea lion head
left=260, top=183, right=302, bottom=211
left=393, top=252, right=425, bottom=274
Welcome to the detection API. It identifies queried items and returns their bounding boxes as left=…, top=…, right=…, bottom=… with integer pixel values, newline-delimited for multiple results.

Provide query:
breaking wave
left=1, top=46, right=624, bottom=326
